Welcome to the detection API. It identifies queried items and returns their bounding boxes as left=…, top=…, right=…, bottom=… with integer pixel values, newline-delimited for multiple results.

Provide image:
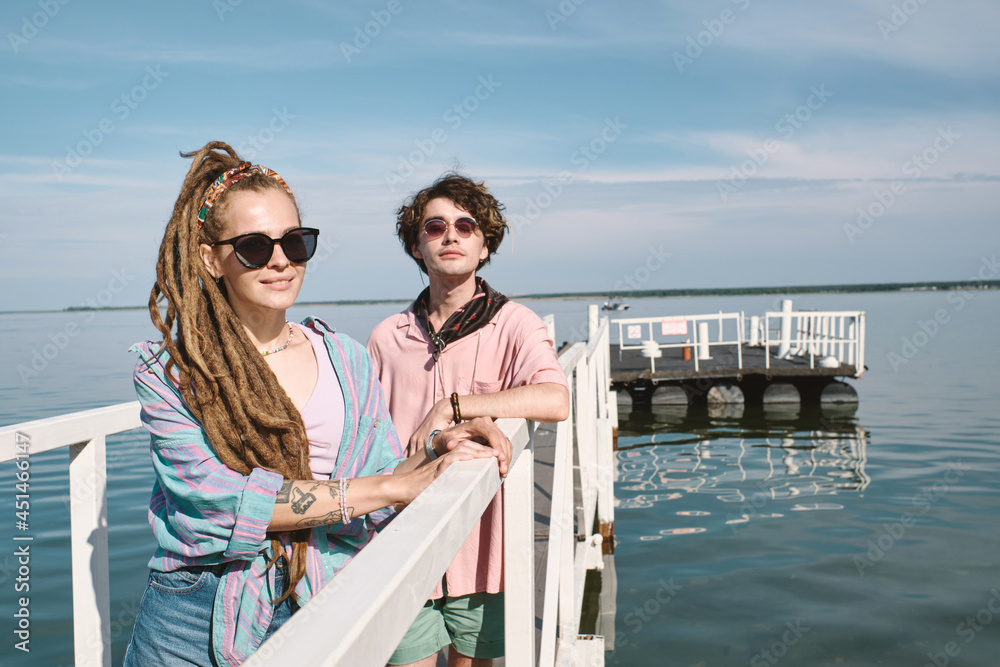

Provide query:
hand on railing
left=434, top=417, right=512, bottom=477
left=393, top=439, right=505, bottom=512
left=392, top=417, right=511, bottom=512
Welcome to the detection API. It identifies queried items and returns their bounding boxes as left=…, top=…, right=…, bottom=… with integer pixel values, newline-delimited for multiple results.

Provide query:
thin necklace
left=260, top=322, right=294, bottom=356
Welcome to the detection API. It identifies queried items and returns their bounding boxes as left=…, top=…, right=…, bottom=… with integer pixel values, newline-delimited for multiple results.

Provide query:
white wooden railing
left=0, top=402, right=142, bottom=667
left=0, top=313, right=617, bottom=667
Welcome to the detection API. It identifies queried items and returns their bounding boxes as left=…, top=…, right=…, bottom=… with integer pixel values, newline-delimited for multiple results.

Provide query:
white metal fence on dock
left=613, top=302, right=865, bottom=377
left=762, top=308, right=865, bottom=374
left=0, top=314, right=617, bottom=667
left=613, top=312, right=744, bottom=373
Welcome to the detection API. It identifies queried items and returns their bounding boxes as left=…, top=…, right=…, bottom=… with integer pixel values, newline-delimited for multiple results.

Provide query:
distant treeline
left=64, top=305, right=146, bottom=312
left=19, top=279, right=1000, bottom=314
left=515, top=280, right=1000, bottom=301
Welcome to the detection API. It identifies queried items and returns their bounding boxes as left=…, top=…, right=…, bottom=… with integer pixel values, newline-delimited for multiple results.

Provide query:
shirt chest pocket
left=458, top=378, right=504, bottom=395
left=347, top=414, right=396, bottom=475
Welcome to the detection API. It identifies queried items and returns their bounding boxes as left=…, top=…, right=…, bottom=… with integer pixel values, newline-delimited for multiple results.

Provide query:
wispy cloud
left=14, top=37, right=347, bottom=69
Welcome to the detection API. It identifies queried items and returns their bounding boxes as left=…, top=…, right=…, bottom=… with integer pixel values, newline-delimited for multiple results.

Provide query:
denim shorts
left=123, top=563, right=297, bottom=666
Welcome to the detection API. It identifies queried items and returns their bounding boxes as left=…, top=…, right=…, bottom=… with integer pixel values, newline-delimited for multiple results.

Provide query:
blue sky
left=2, top=0, right=998, bottom=311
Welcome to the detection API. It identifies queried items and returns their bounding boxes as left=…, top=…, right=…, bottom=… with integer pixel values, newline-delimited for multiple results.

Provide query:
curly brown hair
left=396, top=173, right=508, bottom=273
left=148, top=141, right=311, bottom=603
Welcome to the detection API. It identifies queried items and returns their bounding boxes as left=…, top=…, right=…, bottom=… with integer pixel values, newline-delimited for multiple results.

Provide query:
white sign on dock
left=661, top=319, right=687, bottom=336
left=627, top=325, right=642, bottom=339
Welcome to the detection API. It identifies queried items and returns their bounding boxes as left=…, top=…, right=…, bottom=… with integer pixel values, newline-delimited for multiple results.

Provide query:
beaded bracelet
left=339, top=478, right=349, bottom=523
left=450, top=392, right=462, bottom=424
left=425, top=429, right=442, bottom=461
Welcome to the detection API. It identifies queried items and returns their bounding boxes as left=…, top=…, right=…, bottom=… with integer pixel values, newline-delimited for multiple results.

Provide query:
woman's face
left=199, top=189, right=306, bottom=322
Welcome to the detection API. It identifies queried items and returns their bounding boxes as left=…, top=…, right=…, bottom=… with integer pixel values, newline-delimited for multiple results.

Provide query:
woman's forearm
left=269, top=475, right=408, bottom=530
left=270, top=431, right=508, bottom=530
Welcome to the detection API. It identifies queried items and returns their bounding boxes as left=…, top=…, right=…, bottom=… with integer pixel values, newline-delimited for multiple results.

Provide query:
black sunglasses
left=213, top=227, right=320, bottom=269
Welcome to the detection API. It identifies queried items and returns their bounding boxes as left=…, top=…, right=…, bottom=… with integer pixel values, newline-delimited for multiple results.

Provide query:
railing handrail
left=243, top=417, right=533, bottom=666
left=0, top=401, right=141, bottom=462
left=763, top=309, right=865, bottom=318
left=610, top=311, right=742, bottom=327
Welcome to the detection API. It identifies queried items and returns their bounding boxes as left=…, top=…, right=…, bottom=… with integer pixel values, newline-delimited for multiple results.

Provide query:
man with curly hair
left=367, top=173, right=570, bottom=666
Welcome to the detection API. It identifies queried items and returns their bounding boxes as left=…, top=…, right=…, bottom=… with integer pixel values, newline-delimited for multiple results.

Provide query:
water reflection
left=615, top=402, right=869, bottom=530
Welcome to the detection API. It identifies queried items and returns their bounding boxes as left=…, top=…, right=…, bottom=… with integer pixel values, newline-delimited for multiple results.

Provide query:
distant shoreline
left=2, top=279, right=997, bottom=315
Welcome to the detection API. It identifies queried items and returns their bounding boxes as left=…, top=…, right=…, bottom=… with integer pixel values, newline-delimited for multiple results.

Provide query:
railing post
left=595, top=326, right=615, bottom=554
left=588, top=304, right=599, bottom=341
left=765, top=314, right=771, bottom=370
left=858, top=313, right=866, bottom=376
left=542, top=314, right=555, bottom=345
left=575, top=355, right=595, bottom=540
left=559, top=361, right=583, bottom=653
left=777, top=299, right=793, bottom=358
left=69, top=436, right=112, bottom=667
left=504, top=427, right=535, bottom=666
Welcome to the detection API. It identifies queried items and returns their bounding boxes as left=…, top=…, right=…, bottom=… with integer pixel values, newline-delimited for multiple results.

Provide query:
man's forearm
left=453, top=382, right=570, bottom=423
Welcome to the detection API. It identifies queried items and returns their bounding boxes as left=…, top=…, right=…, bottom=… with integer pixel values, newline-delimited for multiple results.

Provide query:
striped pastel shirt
left=131, top=317, right=404, bottom=666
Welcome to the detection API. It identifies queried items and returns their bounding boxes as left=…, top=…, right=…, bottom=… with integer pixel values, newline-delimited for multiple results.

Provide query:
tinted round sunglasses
left=213, top=227, right=320, bottom=269
left=422, top=217, right=479, bottom=239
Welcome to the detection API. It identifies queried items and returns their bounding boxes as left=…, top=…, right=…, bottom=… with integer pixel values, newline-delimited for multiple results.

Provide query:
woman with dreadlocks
left=122, top=141, right=510, bottom=667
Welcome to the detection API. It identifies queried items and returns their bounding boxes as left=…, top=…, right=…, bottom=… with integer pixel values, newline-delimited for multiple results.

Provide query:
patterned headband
left=197, top=162, right=293, bottom=228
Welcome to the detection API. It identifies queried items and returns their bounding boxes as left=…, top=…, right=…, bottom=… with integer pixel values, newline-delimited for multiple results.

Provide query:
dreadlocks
left=148, top=140, right=311, bottom=603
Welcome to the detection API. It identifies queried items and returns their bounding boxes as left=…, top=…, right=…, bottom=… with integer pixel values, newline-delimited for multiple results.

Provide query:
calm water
left=1, top=291, right=998, bottom=666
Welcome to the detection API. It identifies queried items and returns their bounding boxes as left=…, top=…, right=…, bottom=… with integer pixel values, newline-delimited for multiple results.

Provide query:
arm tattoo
left=276, top=480, right=293, bottom=504
left=294, top=508, right=355, bottom=528
left=290, top=487, right=317, bottom=515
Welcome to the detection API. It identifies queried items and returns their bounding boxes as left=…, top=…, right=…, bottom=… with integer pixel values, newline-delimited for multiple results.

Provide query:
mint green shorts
left=387, top=592, right=504, bottom=664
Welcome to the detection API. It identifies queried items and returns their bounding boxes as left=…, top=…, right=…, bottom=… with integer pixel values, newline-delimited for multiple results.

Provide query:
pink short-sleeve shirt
left=367, top=300, right=567, bottom=598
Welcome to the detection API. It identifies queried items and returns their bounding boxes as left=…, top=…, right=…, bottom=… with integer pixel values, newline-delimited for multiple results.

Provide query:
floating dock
left=608, top=302, right=865, bottom=406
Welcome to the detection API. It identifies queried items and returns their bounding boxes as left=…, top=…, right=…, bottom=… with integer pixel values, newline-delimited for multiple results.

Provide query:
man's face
left=412, top=197, right=488, bottom=280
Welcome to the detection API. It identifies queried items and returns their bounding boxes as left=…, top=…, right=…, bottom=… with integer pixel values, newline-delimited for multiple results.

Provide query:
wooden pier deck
left=611, top=344, right=861, bottom=406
